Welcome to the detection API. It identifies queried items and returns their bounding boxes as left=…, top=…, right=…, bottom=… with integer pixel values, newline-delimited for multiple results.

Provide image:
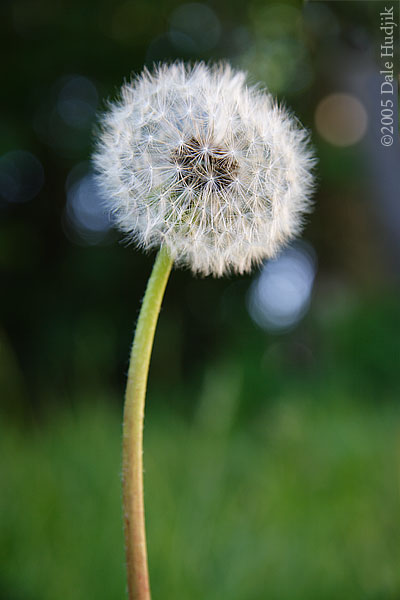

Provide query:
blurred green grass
left=2, top=369, right=400, bottom=599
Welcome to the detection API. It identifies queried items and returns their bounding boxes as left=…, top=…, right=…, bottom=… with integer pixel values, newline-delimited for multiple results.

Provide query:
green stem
left=122, top=246, right=173, bottom=600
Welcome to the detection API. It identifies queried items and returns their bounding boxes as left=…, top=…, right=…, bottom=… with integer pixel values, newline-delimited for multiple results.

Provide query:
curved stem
left=122, top=246, right=173, bottom=600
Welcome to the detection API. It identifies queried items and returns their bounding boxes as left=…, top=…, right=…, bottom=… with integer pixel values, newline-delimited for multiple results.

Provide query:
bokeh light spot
left=303, top=3, right=340, bottom=38
left=64, top=164, right=111, bottom=245
left=0, top=151, right=44, bottom=205
left=315, top=93, right=368, bottom=147
left=247, top=242, right=317, bottom=333
left=169, top=3, right=221, bottom=53
left=57, top=76, right=98, bottom=129
left=250, top=3, right=302, bottom=38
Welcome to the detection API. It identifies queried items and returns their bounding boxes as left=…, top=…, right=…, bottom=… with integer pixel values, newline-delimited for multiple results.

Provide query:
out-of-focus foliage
left=2, top=296, right=400, bottom=598
left=2, top=0, right=395, bottom=403
left=2, top=370, right=400, bottom=599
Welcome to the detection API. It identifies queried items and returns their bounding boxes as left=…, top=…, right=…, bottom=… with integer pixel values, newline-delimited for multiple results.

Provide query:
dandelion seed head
left=94, top=62, right=316, bottom=276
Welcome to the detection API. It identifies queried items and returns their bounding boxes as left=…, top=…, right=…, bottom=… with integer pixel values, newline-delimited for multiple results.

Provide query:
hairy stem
left=122, top=246, right=173, bottom=600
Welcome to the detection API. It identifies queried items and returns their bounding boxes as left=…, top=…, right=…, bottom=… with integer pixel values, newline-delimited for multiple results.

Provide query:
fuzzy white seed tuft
left=94, top=62, right=316, bottom=276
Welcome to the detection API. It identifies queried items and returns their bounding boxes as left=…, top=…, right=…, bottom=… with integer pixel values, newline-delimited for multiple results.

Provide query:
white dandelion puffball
left=94, top=62, right=315, bottom=276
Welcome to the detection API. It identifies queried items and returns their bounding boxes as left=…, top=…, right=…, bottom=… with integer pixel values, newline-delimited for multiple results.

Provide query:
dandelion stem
left=122, top=245, right=173, bottom=600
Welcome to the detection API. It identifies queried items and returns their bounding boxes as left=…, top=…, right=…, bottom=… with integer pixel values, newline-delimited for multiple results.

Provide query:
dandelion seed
left=94, top=61, right=315, bottom=276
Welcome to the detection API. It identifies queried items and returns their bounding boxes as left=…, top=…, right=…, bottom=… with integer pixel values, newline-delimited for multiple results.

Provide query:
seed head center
left=172, top=137, right=239, bottom=192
